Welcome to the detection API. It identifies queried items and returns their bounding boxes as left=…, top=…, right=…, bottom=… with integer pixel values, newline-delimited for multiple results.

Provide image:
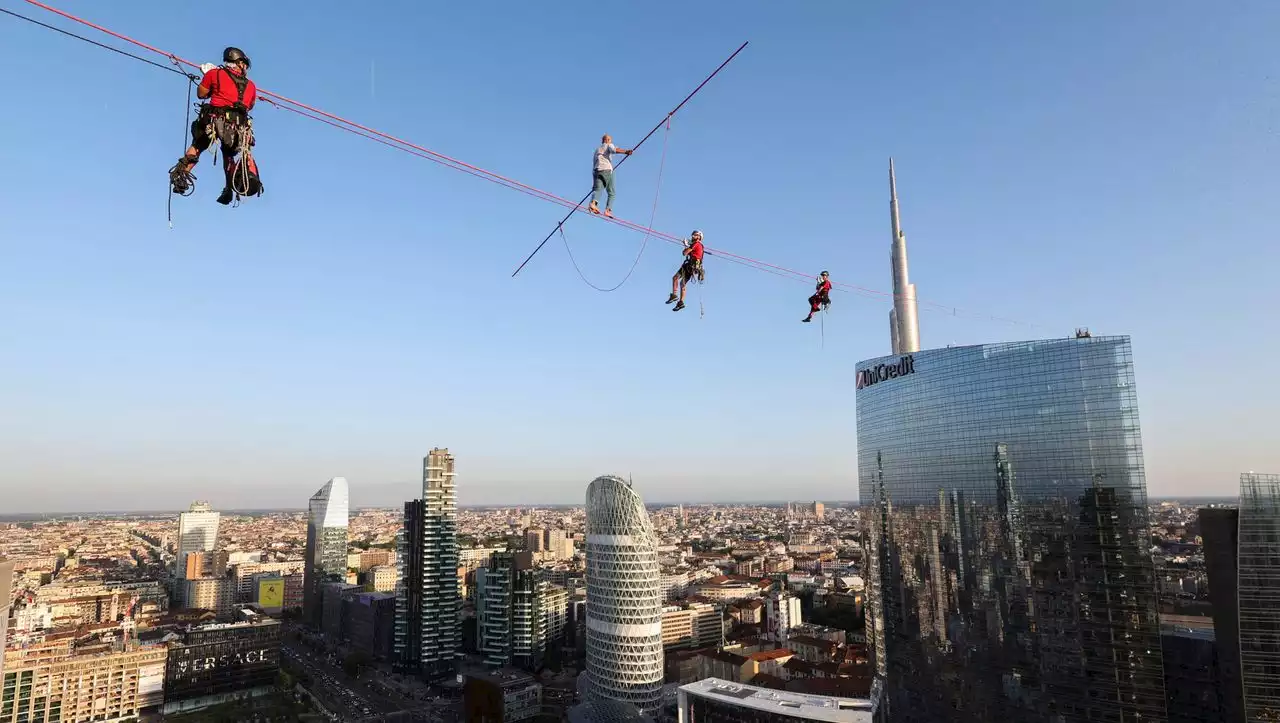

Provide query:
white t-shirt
left=594, top=143, right=618, bottom=172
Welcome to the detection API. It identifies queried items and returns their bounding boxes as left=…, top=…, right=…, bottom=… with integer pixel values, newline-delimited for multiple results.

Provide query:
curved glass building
left=857, top=336, right=1167, bottom=722
left=583, top=476, right=663, bottom=716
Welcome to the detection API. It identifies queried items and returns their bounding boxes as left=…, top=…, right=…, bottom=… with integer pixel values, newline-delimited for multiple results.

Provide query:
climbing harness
left=560, top=116, right=672, bottom=292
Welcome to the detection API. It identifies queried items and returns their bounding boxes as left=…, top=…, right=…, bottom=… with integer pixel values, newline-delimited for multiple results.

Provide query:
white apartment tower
left=766, top=590, right=803, bottom=643
left=175, top=501, right=220, bottom=581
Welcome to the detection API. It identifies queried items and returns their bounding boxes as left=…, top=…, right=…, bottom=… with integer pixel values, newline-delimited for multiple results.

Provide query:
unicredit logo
left=856, top=355, right=916, bottom=390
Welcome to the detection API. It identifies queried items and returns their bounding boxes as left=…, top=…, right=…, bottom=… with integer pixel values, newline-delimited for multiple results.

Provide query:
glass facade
left=303, top=478, right=349, bottom=629
left=1238, top=472, right=1280, bottom=721
left=857, top=336, right=1166, bottom=722
left=164, top=620, right=281, bottom=702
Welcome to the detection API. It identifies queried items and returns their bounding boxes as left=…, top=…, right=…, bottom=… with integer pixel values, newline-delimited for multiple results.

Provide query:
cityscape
left=2, top=160, right=1276, bottom=723
left=3, top=2, right=1277, bottom=723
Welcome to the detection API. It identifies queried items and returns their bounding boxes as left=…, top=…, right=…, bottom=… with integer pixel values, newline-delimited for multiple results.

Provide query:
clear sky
left=1, top=1, right=1276, bottom=513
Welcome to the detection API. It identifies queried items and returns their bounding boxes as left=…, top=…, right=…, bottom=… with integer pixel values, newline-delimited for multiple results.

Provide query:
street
left=280, top=638, right=459, bottom=722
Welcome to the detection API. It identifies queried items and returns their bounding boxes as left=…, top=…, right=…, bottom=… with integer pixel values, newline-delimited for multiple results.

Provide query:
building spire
left=889, top=158, right=921, bottom=354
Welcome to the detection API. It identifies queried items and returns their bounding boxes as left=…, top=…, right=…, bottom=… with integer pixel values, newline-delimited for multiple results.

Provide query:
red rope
left=18, top=0, right=1040, bottom=329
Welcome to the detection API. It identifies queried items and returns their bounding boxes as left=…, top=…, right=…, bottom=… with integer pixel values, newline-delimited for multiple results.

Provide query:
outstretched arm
left=196, top=65, right=217, bottom=100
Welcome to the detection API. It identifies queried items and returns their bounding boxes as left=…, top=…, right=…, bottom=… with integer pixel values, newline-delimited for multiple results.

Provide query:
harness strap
left=211, top=66, right=251, bottom=112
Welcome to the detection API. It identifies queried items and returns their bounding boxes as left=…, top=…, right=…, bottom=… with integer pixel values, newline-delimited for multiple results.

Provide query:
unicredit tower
left=856, top=335, right=1168, bottom=723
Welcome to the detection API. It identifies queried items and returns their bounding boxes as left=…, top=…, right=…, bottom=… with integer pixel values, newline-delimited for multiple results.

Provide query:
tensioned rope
left=7, top=0, right=1042, bottom=330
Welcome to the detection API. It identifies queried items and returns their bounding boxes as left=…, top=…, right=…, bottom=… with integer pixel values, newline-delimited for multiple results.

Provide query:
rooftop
left=680, top=677, right=873, bottom=722
left=466, top=668, right=538, bottom=689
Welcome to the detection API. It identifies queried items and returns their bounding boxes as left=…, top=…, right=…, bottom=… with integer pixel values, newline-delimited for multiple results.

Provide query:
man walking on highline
left=589, top=134, right=633, bottom=218
left=666, top=230, right=704, bottom=312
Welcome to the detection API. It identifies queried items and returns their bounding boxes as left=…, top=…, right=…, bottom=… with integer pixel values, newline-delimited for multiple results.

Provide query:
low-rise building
left=677, top=677, right=873, bottom=722
left=2, top=637, right=168, bottom=723
left=163, top=618, right=282, bottom=714
left=463, top=669, right=542, bottom=722
left=362, top=564, right=398, bottom=593
left=661, top=602, right=725, bottom=652
left=182, top=576, right=237, bottom=619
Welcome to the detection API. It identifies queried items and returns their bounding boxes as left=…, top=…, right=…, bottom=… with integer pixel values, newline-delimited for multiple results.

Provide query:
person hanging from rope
left=588, top=134, right=633, bottom=218
left=666, top=230, right=705, bottom=312
left=168, top=47, right=261, bottom=205
left=802, top=270, right=832, bottom=323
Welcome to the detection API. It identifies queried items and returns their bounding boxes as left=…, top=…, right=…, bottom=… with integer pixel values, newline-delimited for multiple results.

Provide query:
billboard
left=258, top=578, right=284, bottom=609
left=139, top=662, right=166, bottom=707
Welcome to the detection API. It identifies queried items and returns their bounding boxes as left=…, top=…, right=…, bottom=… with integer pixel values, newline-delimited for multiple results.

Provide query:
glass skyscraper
left=304, top=477, right=349, bottom=628
left=1238, top=472, right=1280, bottom=721
left=857, top=335, right=1166, bottom=722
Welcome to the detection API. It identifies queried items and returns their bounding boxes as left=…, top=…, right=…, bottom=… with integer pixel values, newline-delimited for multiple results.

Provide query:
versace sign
left=174, top=648, right=270, bottom=674
left=856, top=355, right=915, bottom=390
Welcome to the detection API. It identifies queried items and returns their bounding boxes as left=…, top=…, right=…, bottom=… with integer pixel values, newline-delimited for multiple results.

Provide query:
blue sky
left=1, top=1, right=1276, bottom=512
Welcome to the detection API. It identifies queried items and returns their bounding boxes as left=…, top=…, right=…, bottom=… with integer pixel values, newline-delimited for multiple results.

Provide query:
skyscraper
left=1201, top=506, right=1245, bottom=723
left=175, top=501, right=220, bottom=581
left=888, top=158, right=921, bottom=355
left=1201, top=476, right=1280, bottom=723
left=477, top=550, right=549, bottom=670
left=583, top=475, right=663, bottom=716
left=1235, top=473, right=1280, bottom=720
left=858, top=335, right=1166, bottom=722
left=394, top=448, right=461, bottom=679
left=303, top=477, right=349, bottom=629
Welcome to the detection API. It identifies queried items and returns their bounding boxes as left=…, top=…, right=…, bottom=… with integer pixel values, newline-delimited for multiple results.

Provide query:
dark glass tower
left=1199, top=506, right=1244, bottom=723
left=1236, top=473, right=1280, bottom=720
left=857, top=336, right=1167, bottom=722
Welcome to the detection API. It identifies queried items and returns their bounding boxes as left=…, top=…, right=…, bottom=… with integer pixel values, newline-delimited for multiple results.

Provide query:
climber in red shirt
left=803, top=271, right=832, bottom=323
left=169, top=47, right=261, bottom=205
left=666, top=230, right=705, bottom=312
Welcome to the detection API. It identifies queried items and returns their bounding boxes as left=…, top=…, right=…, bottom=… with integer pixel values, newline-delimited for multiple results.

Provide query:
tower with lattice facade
left=583, top=476, right=663, bottom=716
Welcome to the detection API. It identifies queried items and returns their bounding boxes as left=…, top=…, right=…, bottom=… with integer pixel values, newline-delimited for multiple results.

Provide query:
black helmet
left=223, top=47, right=251, bottom=69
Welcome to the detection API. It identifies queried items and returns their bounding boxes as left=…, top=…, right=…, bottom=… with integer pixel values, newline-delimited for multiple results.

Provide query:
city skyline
left=3, top=2, right=1278, bottom=720
left=3, top=4, right=1277, bottom=514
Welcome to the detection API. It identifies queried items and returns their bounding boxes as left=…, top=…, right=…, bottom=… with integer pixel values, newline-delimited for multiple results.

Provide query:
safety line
left=0, top=6, right=193, bottom=79
left=10, top=0, right=1042, bottom=330
left=512, top=41, right=750, bottom=278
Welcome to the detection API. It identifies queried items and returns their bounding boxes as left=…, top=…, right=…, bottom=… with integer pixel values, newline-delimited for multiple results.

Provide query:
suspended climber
left=589, top=134, right=633, bottom=218
left=665, top=230, right=705, bottom=312
left=802, top=270, right=832, bottom=323
left=168, top=47, right=262, bottom=205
